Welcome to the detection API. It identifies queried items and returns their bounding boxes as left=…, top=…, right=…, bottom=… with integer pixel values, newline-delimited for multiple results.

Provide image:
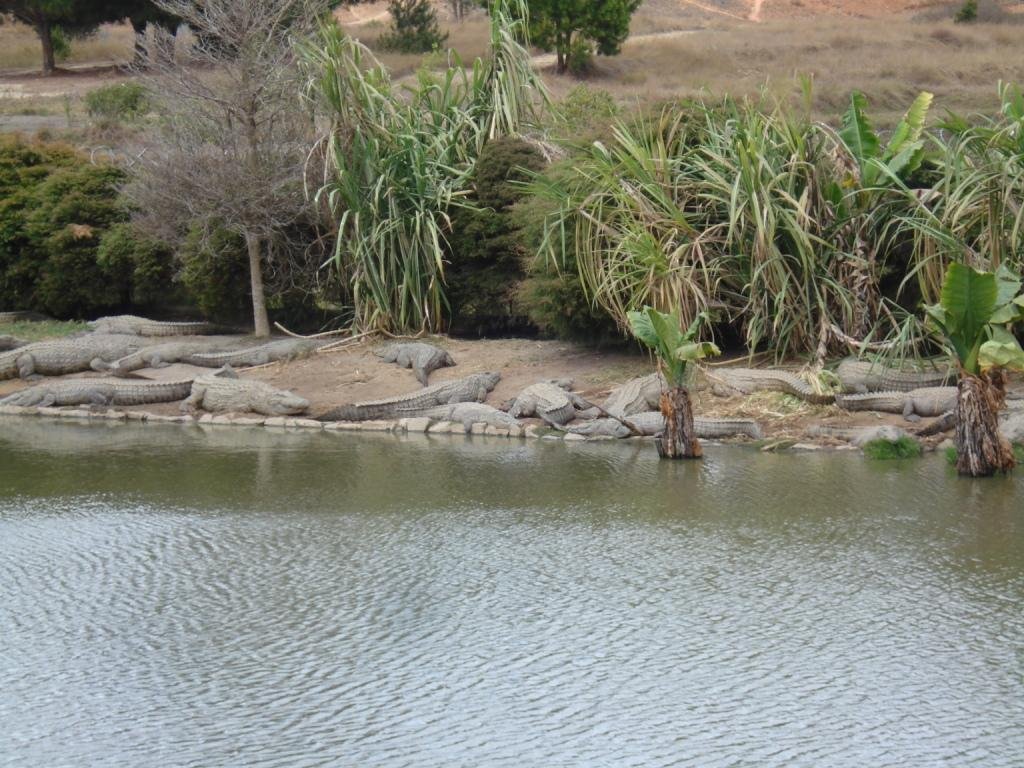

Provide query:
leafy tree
left=377, top=0, right=447, bottom=53
left=0, top=1, right=171, bottom=74
left=627, top=307, right=719, bottom=460
left=925, top=263, right=1024, bottom=476
left=522, top=0, right=641, bottom=74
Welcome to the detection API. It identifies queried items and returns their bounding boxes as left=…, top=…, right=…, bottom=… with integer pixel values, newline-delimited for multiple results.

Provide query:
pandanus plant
left=925, top=263, right=1024, bottom=476
left=627, top=307, right=719, bottom=459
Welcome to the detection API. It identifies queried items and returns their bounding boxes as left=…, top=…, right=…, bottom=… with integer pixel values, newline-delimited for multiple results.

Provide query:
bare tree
left=125, top=0, right=326, bottom=336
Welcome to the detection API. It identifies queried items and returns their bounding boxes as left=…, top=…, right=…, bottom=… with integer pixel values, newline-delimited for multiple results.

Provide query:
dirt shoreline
left=0, top=334, right=970, bottom=451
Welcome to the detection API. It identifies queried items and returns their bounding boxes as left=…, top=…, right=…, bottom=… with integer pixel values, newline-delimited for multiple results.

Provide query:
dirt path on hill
left=749, top=0, right=766, bottom=22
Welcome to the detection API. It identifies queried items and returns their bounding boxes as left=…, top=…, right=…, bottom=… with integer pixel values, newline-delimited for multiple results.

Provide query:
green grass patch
left=0, top=320, right=87, bottom=342
left=945, top=445, right=958, bottom=465
left=863, top=436, right=923, bottom=460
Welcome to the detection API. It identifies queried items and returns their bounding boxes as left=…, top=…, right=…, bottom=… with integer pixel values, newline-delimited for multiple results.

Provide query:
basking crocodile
left=0, top=334, right=141, bottom=380
left=105, top=339, right=245, bottom=376
left=807, top=424, right=911, bottom=446
left=603, top=373, right=664, bottom=417
left=509, top=380, right=592, bottom=425
left=182, top=368, right=309, bottom=415
left=702, top=367, right=834, bottom=405
left=183, top=338, right=324, bottom=368
left=89, top=315, right=221, bottom=337
left=0, top=311, right=50, bottom=323
left=559, top=412, right=763, bottom=440
left=319, top=372, right=501, bottom=422
left=411, top=402, right=520, bottom=431
left=836, top=387, right=957, bottom=421
left=0, top=335, right=26, bottom=352
left=1, top=378, right=194, bottom=408
left=376, top=342, right=455, bottom=386
left=837, top=358, right=953, bottom=393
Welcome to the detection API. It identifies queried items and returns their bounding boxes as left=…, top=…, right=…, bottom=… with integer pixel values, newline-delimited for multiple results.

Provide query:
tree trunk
left=954, top=369, right=1014, bottom=477
left=38, top=20, right=56, bottom=76
left=245, top=232, right=271, bottom=338
left=655, top=387, right=702, bottom=460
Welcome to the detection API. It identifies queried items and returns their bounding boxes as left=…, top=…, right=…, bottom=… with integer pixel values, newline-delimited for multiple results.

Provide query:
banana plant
left=825, top=89, right=934, bottom=342
left=925, top=262, right=1024, bottom=476
left=627, top=308, right=720, bottom=388
left=925, top=263, right=1024, bottom=376
left=627, top=307, right=719, bottom=459
left=835, top=89, right=934, bottom=194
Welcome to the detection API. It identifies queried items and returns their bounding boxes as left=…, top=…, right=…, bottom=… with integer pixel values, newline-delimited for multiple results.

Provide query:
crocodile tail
left=318, top=404, right=360, bottom=422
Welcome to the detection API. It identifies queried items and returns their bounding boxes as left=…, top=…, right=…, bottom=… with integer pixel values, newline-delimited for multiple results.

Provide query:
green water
left=0, top=419, right=1021, bottom=767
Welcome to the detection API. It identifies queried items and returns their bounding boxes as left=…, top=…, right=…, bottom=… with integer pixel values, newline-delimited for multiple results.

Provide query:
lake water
left=1, top=420, right=1022, bottom=767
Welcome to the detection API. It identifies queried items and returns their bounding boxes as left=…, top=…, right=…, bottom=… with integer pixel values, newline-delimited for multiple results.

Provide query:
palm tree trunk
left=656, top=387, right=702, bottom=460
left=245, top=232, right=271, bottom=338
left=954, top=369, right=1014, bottom=476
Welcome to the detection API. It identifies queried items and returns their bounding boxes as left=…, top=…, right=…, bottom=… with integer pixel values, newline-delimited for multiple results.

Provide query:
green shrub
left=178, top=224, right=252, bottom=322
left=96, top=223, right=177, bottom=306
left=863, top=436, right=923, bottom=460
left=84, top=82, right=150, bottom=122
left=0, top=135, right=173, bottom=318
left=377, top=0, right=448, bottom=54
left=446, top=137, right=546, bottom=336
left=553, top=85, right=620, bottom=136
left=515, top=161, right=622, bottom=344
left=955, top=0, right=977, bottom=22
left=566, top=37, right=595, bottom=77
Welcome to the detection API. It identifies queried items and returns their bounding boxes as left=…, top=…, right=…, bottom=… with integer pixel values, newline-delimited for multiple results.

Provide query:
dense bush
left=446, top=137, right=544, bottom=335
left=515, top=161, right=622, bottom=344
left=84, top=82, right=150, bottom=122
left=178, top=220, right=342, bottom=331
left=178, top=224, right=252, bottom=321
left=0, top=136, right=162, bottom=318
left=96, top=223, right=178, bottom=307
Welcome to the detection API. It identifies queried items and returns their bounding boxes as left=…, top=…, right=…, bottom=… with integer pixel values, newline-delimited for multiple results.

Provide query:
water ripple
left=0, top=422, right=1022, bottom=767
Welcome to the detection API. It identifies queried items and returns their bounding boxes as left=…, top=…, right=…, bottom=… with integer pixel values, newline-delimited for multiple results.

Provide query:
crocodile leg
left=89, top=357, right=109, bottom=373
left=181, top=384, right=206, bottom=413
left=39, top=392, right=56, bottom=407
left=17, top=354, right=35, bottom=379
left=902, top=399, right=920, bottom=422
left=413, top=365, right=430, bottom=387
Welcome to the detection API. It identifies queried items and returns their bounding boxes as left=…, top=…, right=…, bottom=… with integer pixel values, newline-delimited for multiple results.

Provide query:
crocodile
left=701, top=367, right=834, bottom=405
left=0, top=378, right=194, bottom=408
left=603, top=373, right=664, bottom=417
left=183, top=338, right=325, bottom=368
left=105, top=339, right=245, bottom=376
left=559, top=412, right=763, bottom=440
left=181, top=368, right=309, bottom=415
left=509, top=380, right=593, bottom=426
left=837, top=358, right=954, bottom=393
left=89, top=315, right=221, bottom=336
left=376, top=342, right=455, bottom=386
left=0, top=311, right=50, bottom=323
left=319, top=372, right=501, bottom=422
left=0, top=335, right=26, bottom=352
left=0, top=334, right=142, bottom=380
left=807, top=424, right=911, bottom=447
left=836, top=387, right=957, bottom=421
left=411, top=402, right=521, bottom=431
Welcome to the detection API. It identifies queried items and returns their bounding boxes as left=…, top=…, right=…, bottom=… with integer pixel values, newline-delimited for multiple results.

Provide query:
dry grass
left=0, top=21, right=136, bottom=73
left=349, top=6, right=1024, bottom=126
left=546, top=16, right=1024, bottom=124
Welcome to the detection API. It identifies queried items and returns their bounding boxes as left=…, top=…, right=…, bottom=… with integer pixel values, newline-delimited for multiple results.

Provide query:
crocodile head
left=1, top=387, right=46, bottom=407
left=479, top=372, right=501, bottom=391
left=265, top=390, right=310, bottom=415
